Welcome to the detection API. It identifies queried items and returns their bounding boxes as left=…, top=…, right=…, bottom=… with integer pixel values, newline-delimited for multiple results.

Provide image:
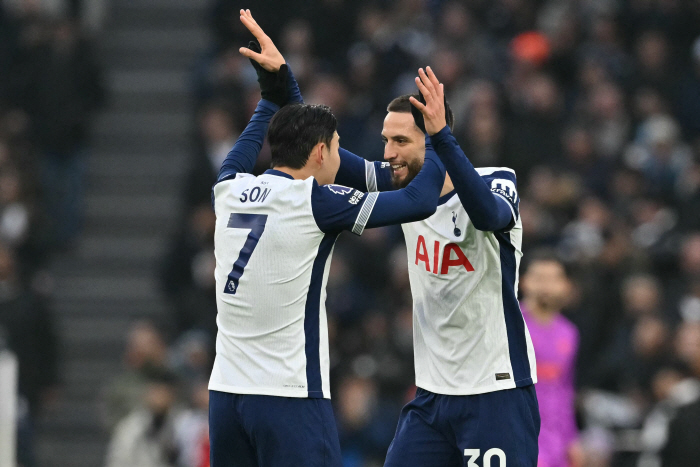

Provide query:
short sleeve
left=311, top=183, right=379, bottom=235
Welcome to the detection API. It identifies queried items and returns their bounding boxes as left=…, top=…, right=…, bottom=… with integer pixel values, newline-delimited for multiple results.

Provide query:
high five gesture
left=409, top=66, right=447, bottom=135
left=237, top=9, right=285, bottom=72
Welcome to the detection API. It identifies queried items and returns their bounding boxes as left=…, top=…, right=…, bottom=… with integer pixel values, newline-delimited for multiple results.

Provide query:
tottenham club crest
left=452, top=211, right=461, bottom=237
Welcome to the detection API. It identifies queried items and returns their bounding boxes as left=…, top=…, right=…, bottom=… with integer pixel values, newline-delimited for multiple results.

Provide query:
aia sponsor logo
left=415, top=235, right=474, bottom=274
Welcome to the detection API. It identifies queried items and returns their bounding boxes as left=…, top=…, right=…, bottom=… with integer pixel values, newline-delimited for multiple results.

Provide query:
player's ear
left=310, top=142, right=325, bottom=168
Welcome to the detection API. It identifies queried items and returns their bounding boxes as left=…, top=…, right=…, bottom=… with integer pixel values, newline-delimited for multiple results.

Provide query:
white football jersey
left=209, top=169, right=378, bottom=399
left=400, top=167, right=537, bottom=395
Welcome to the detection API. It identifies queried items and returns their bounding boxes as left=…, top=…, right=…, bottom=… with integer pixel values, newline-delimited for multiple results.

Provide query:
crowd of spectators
left=149, top=0, right=700, bottom=466
left=10, top=0, right=696, bottom=465
left=1, top=1, right=104, bottom=465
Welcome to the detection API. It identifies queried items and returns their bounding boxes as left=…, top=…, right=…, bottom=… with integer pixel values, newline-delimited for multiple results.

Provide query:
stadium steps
left=35, top=0, right=210, bottom=465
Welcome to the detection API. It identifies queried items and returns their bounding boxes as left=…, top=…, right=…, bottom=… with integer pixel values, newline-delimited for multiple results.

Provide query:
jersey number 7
left=223, top=213, right=268, bottom=294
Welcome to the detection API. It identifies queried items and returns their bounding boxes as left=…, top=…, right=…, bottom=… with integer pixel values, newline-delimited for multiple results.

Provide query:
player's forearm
left=365, top=151, right=445, bottom=228
left=336, top=148, right=394, bottom=192
left=430, top=127, right=512, bottom=231
left=217, top=99, right=279, bottom=182
left=335, top=149, right=370, bottom=191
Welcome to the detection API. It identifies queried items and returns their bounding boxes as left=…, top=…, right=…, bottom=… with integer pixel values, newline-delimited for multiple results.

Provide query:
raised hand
left=409, top=67, right=447, bottom=136
left=237, top=9, right=285, bottom=72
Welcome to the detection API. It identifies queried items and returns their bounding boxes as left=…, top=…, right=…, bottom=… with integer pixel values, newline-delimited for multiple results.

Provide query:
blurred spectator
left=676, top=37, right=700, bottom=144
left=102, top=321, right=170, bottom=430
left=520, top=252, right=583, bottom=467
left=104, top=369, right=184, bottom=467
left=0, top=242, right=58, bottom=416
left=169, top=330, right=212, bottom=384
left=184, top=104, right=239, bottom=208
left=624, top=114, right=692, bottom=203
left=15, top=16, right=104, bottom=249
left=504, top=72, right=564, bottom=181
left=630, top=30, right=675, bottom=100
left=173, top=381, right=210, bottom=467
left=661, top=398, right=700, bottom=467
left=594, top=275, right=672, bottom=397
left=159, top=206, right=217, bottom=338
left=637, top=361, right=700, bottom=466
left=0, top=165, right=30, bottom=248
left=585, top=81, right=630, bottom=160
left=336, top=376, right=396, bottom=467
left=659, top=320, right=700, bottom=466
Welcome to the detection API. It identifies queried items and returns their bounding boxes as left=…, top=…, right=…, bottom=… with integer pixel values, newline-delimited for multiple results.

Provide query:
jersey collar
left=437, top=190, right=457, bottom=206
left=264, top=169, right=294, bottom=180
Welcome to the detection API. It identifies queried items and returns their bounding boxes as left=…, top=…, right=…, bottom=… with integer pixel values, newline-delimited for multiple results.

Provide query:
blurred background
left=1, top=0, right=700, bottom=466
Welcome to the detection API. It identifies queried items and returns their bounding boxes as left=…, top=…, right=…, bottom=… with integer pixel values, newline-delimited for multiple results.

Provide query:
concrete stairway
left=35, top=1, right=210, bottom=465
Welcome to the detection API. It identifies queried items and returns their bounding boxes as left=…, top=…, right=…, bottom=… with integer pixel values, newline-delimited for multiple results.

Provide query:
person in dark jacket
left=19, top=17, right=104, bottom=248
left=0, top=242, right=59, bottom=415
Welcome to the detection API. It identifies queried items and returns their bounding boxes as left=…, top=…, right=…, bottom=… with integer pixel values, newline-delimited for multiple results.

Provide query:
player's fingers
left=415, top=76, right=432, bottom=101
left=426, top=66, right=441, bottom=94
left=409, top=96, right=427, bottom=113
left=239, top=47, right=264, bottom=62
left=418, top=68, right=437, bottom=98
left=245, top=9, right=260, bottom=28
left=240, top=13, right=268, bottom=42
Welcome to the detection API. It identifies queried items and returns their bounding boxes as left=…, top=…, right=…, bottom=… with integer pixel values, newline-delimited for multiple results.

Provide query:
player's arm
left=235, top=11, right=390, bottom=193
left=411, top=67, right=515, bottom=232
left=217, top=9, right=303, bottom=183
left=334, top=149, right=395, bottom=192
left=312, top=80, right=448, bottom=234
left=216, top=100, right=279, bottom=183
left=431, top=127, right=516, bottom=231
left=311, top=150, right=445, bottom=235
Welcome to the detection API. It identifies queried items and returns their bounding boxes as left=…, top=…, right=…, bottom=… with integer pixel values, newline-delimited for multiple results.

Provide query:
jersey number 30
left=464, top=448, right=506, bottom=467
left=223, top=213, right=268, bottom=295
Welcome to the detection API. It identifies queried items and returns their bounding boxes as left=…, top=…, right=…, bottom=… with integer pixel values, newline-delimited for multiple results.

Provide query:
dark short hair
left=267, top=104, right=337, bottom=169
left=386, top=94, right=455, bottom=130
left=521, top=249, right=571, bottom=278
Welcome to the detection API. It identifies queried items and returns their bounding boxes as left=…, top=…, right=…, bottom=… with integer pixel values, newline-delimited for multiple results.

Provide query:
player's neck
left=524, top=298, right=559, bottom=324
left=441, top=173, right=454, bottom=197
left=273, top=166, right=315, bottom=182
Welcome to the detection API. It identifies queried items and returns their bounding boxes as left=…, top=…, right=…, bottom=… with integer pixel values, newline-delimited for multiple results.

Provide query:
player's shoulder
left=477, top=167, right=520, bottom=210
left=312, top=182, right=366, bottom=205
left=216, top=172, right=255, bottom=185
left=476, top=166, right=517, bottom=180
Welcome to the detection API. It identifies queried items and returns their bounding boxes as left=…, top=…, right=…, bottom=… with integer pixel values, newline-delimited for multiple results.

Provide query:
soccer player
left=335, top=68, right=540, bottom=466
left=207, top=10, right=446, bottom=467
left=520, top=252, right=582, bottom=467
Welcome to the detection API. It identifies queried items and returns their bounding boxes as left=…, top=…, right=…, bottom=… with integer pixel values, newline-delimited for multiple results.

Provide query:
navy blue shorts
left=384, top=385, right=540, bottom=467
left=209, top=390, right=342, bottom=467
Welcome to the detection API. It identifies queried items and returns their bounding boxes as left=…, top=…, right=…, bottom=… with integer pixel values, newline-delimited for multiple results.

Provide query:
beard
left=534, top=293, right=564, bottom=312
left=391, top=158, right=424, bottom=189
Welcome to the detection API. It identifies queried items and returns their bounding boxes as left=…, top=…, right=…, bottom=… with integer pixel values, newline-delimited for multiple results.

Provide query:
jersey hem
left=207, top=382, right=329, bottom=399
left=521, top=375, right=537, bottom=385
left=416, top=380, right=519, bottom=396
